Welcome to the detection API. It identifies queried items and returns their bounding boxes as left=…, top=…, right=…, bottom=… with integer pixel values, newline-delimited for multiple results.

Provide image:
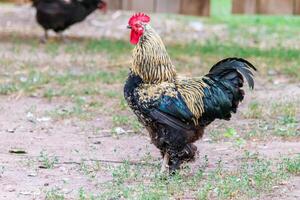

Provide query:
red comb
left=128, top=13, right=150, bottom=26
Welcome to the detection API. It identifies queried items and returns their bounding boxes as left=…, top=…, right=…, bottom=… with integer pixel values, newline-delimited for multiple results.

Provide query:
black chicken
left=124, top=13, right=257, bottom=173
left=32, top=0, right=107, bottom=42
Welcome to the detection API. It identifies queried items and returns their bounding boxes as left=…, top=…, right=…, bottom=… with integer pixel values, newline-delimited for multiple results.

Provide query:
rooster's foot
left=40, top=30, right=48, bottom=43
left=160, top=153, right=169, bottom=173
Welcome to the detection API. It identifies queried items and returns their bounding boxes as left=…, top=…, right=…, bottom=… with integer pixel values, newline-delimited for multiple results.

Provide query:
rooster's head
left=128, top=13, right=150, bottom=45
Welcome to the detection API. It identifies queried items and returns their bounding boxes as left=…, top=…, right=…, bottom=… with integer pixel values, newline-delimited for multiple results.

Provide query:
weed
left=78, top=188, right=87, bottom=200
left=223, top=127, right=237, bottom=138
left=103, top=90, right=119, bottom=98
left=0, top=83, right=17, bottom=95
left=208, top=130, right=223, bottom=142
left=45, top=42, right=60, bottom=56
left=272, top=101, right=297, bottom=118
left=112, top=115, right=130, bottom=126
left=119, top=98, right=128, bottom=110
left=112, top=114, right=143, bottom=133
left=245, top=101, right=263, bottom=119
left=38, top=150, right=58, bottom=169
left=96, top=153, right=300, bottom=199
left=279, top=155, right=300, bottom=175
left=45, top=188, right=65, bottom=200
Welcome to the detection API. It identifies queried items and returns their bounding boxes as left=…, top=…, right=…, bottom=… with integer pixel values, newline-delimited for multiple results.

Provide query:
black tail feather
left=209, top=57, right=257, bottom=89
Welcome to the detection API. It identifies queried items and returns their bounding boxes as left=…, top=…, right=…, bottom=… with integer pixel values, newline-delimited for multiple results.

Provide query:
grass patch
left=38, top=150, right=59, bottom=169
left=45, top=188, right=65, bottom=200
left=85, top=39, right=131, bottom=56
left=96, top=152, right=296, bottom=199
left=112, top=114, right=143, bottom=132
left=209, top=15, right=300, bottom=28
left=0, top=68, right=127, bottom=96
left=46, top=97, right=96, bottom=120
left=169, top=41, right=300, bottom=61
left=244, top=101, right=263, bottom=119
left=280, top=155, right=300, bottom=175
left=211, top=0, right=232, bottom=17
left=168, top=42, right=300, bottom=79
left=55, top=69, right=127, bottom=85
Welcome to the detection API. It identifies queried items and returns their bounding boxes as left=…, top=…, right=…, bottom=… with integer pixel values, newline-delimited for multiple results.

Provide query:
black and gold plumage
left=124, top=14, right=256, bottom=172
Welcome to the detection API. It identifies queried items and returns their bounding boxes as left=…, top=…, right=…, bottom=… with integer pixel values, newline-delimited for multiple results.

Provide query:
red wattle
left=130, top=31, right=140, bottom=45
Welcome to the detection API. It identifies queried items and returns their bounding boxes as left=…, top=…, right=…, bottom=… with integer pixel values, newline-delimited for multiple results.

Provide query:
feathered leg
left=168, top=144, right=197, bottom=174
left=169, top=154, right=181, bottom=174
left=160, top=153, right=169, bottom=173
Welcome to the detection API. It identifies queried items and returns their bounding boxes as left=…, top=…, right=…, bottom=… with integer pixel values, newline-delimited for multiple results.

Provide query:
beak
left=127, top=25, right=132, bottom=29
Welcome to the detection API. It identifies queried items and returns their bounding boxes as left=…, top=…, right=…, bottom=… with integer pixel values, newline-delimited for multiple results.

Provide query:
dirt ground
left=0, top=4, right=299, bottom=200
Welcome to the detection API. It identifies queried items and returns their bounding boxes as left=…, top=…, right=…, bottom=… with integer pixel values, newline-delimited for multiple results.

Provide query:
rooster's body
left=124, top=13, right=256, bottom=172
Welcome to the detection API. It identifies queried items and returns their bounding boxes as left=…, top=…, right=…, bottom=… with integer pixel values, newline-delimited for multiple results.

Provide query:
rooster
left=124, top=13, right=256, bottom=173
left=32, top=0, right=107, bottom=42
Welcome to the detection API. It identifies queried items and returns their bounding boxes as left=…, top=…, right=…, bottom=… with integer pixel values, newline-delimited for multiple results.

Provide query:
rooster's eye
left=133, top=24, right=144, bottom=32
left=134, top=24, right=142, bottom=29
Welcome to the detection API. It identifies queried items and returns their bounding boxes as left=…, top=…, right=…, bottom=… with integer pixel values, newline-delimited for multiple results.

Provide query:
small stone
left=28, top=172, right=37, bottom=177
left=62, top=188, right=72, bottom=194
left=36, top=117, right=51, bottom=122
left=59, top=166, right=68, bottom=173
left=19, top=191, right=31, bottom=196
left=268, top=69, right=277, bottom=76
left=115, top=127, right=126, bottom=135
left=62, top=178, right=69, bottom=182
left=5, top=185, right=15, bottom=192
left=203, top=138, right=212, bottom=142
left=189, top=21, right=204, bottom=32
left=26, top=112, right=34, bottom=118
left=6, top=129, right=15, bottom=133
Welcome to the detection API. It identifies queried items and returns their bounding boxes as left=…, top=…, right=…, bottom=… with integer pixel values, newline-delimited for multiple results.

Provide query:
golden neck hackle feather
left=131, top=25, right=176, bottom=84
left=131, top=25, right=207, bottom=123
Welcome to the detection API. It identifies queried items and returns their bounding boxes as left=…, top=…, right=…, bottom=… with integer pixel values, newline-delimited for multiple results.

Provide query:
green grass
left=45, top=188, right=65, bottom=200
left=208, top=98, right=299, bottom=141
left=38, top=150, right=59, bottom=169
left=280, top=155, right=300, bottom=175
left=95, top=152, right=297, bottom=199
left=244, top=100, right=299, bottom=139
left=244, top=101, right=263, bottom=119
left=85, top=39, right=131, bottom=56
left=48, top=40, right=300, bottom=80
left=210, top=15, right=300, bottom=28
left=55, top=69, right=127, bottom=85
left=168, top=42, right=300, bottom=78
left=57, top=38, right=300, bottom=64
left=112, top=114, right=143, bottom=132
left=211, top=0, right=232, bottom=16
left=0, top=68, right=127, bottom=96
